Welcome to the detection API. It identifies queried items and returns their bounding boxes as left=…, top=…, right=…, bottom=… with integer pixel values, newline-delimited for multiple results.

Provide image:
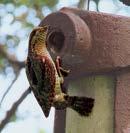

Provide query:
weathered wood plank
left=66, top=75, right=115, bottom=133
left=115, top=72, right=130, bottom=133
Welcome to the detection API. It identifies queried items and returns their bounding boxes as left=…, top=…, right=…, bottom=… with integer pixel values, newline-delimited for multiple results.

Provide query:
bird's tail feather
left=65, top=95, right=94, bottom=116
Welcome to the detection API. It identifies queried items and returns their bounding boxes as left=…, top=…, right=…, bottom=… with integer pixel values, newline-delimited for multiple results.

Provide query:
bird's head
left=29, top=26, right=49, bottom=45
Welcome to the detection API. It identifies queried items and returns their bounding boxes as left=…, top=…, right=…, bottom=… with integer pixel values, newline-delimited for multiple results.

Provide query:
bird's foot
left=55, top=56, right=70, bottom=77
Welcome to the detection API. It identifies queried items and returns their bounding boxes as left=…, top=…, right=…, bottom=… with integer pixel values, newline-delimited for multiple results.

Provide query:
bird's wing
left=26, top=56, right=56, bottom=117
left=25, top=57, right=38, bottom=87
left=31, top=56, right=56, bottom=117
left=41, top=56, right=56, bottom=117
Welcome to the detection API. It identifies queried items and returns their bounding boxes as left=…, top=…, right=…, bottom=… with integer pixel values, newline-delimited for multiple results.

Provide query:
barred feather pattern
left=26, top=55, right=56, bottom=117
left=26, top=26, right=94, bottom=118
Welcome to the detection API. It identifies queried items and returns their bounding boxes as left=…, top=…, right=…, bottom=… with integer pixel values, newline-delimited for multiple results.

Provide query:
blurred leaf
left=0, top=57, right=5, bottom=71
left=6, top=35, right=20, bottom=46
left=1, top=0, right=58, bottom=8
left=39, top=129, right=46, bottom=133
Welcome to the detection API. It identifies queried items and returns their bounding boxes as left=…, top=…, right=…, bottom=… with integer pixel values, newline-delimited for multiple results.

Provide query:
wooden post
left=39, top=7, right=130, bottom=133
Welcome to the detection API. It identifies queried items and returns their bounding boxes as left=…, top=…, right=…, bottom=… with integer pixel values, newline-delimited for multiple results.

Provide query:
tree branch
left=87, top=0, right=90, bottom=10
left=0, top=87, right=31, bottom=132
left=0, top=72, right=19, bottom=105
left=119, top=0, right=130, bottom=6
left=0, top=45, right=25, bottom=70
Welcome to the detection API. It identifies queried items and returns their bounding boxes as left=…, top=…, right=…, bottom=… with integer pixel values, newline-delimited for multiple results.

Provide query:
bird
left=25, top=26, right=94, bottom=118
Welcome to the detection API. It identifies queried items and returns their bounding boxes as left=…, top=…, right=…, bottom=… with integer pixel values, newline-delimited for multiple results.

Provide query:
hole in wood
left=47, top=31, right=65, bottom=53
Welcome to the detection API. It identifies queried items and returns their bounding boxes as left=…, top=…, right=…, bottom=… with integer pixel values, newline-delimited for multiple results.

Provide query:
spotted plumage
left=26, top=26, right=94, bottom=118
